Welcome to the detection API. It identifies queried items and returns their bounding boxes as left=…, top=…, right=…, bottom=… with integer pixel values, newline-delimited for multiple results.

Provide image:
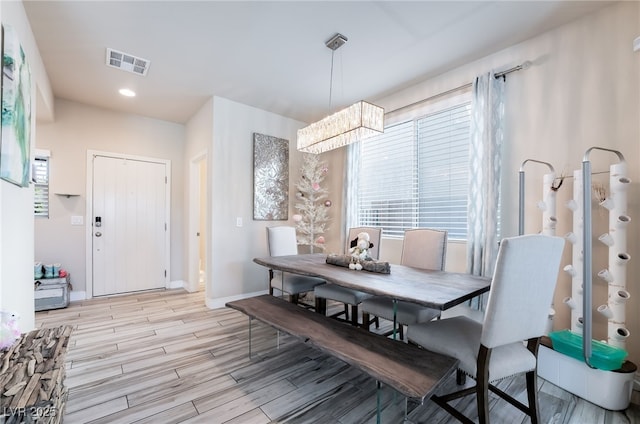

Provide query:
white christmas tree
left=294, top=154, right=331, bottom=253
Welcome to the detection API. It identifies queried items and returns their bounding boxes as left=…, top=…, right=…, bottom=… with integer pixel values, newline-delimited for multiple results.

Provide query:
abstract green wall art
left=1, top=25, right=32, bottom=187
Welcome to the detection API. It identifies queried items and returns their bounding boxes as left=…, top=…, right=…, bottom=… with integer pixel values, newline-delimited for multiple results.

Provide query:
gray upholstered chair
left=408, top=234, right=565, bottom=424
left=361, top=228, right=447, bottom=339
left=314, top=226, right=382, bottom=326
left=266, top=226, right=325, bottom=308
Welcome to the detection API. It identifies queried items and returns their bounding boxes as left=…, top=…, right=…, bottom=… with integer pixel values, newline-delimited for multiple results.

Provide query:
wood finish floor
left=34, top=288, right=640, bottom=423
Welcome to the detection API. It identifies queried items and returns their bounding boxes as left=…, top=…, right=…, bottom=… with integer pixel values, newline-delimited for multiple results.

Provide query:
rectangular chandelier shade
left=297, top=101, right=384, bottom=154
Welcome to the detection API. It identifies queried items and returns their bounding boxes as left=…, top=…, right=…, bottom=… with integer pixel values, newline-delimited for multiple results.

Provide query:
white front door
left=92, top=155, right=167, bottom=296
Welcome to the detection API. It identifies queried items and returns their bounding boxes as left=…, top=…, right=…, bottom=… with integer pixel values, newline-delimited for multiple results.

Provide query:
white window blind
left=357, top=98, right=471, bottom=239
left=358, top=121, right=417, bottom=237
left=34, top=156, right=49, bottom=218
left=416, top=104, right=471, bottom=239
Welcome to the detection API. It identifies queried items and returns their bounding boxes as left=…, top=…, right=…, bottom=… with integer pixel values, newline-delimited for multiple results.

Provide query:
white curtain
left=342, top=143, right=360, bottom=250
left=467, top=72, right=505, bottom=310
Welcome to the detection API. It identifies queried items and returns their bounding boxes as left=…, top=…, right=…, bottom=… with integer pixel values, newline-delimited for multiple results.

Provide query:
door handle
left=95, top=232, right=102, bottom=237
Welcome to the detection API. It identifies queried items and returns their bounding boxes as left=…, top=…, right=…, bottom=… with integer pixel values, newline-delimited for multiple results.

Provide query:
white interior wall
left=0, top=1, right=53, bottom=333
left=184, top=97, right=213, bottom=293
left=34, top=99, right=186, bottom=295
left=204, top=96, right=342, bottom=308
left=2, top=1, right=53, bottom=122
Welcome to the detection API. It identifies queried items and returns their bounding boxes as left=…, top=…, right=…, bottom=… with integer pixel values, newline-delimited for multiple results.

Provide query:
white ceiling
left=23, top=1, right=614, bottom=125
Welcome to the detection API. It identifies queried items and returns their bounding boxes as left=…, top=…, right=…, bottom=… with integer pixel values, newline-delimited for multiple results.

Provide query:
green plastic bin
left=548, top=329, right=628, bottom=371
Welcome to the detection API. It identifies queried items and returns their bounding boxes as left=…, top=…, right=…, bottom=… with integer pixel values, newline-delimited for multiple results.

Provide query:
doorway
left=87, top=151, right=170, bottom=297
left=188, top=151, right=208, bottom=293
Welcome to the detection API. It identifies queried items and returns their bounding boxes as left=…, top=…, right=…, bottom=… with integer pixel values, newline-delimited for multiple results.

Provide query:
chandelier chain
left=329, top=49, right=335, bottom=112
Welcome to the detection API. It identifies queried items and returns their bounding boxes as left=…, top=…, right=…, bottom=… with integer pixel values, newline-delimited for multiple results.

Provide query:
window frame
left=355, top=89, right=472, bottom=241
left=33, top=151, right=50, bottom=218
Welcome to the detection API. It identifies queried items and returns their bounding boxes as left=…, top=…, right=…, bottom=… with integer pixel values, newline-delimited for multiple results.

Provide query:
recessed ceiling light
left=119, top=88, right=136, bottom=97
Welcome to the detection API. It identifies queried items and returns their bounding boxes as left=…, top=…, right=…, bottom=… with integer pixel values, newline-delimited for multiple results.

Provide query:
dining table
left=254, top=253, right=491, bottom=311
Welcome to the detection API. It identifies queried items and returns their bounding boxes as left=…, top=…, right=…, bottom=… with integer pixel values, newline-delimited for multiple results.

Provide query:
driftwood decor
left=326, top=254, right=391, bottom=274
left=0, top=325, right=72, bottom=424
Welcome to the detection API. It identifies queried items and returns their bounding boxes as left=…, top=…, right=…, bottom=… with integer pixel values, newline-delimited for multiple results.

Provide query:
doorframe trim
left=85, top=150, right=172, bottom=299
left=188, top=150, right=209, bottom=293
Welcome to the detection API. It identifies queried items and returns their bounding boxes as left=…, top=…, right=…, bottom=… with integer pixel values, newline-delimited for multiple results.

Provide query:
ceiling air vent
left=106, top=48, right=150, bottom=76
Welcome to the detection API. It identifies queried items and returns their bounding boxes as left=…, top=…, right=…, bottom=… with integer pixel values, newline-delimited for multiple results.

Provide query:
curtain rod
left=494, top=60, right=532, bottom=79
left=386, top=60, right=532, bottom=116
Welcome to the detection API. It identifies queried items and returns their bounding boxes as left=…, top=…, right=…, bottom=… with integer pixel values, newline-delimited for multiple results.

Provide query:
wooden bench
left=226, top=294, right=458, bottom=403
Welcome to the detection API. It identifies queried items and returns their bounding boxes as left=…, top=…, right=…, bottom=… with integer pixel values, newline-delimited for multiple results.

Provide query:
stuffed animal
left=348, top=232, right=374, bottom=270
left=0, top=311, right=21, bottom=351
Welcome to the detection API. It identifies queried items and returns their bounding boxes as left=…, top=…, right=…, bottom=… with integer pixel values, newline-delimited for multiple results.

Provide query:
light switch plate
left=71, top=215, right=84, bottom=226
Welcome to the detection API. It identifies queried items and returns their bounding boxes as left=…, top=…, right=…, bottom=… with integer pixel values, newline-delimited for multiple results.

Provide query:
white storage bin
left=35, top=282, right=70, bottom=311
left=538, top=344, right=635, bottom=411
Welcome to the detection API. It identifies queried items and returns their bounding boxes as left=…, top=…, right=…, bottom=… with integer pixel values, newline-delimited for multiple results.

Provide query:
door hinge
left=164, top=270, right=167, bottom=277
left=165, top=223, right=167, bottom=231
left=165, top=176, right=168, bottom=184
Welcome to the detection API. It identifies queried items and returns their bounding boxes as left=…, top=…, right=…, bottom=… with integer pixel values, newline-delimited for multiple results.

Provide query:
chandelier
left=297, top=34, right=384, bottom=154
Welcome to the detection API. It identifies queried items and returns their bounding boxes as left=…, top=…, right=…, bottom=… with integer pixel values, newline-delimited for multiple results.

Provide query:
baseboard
left=206, top=290, right=268, bottom=310
left=71, top=282, right=184, bottom=301
left=70, top=291, right=86, bottom=302
left=168, top=280, right=185, bottom=289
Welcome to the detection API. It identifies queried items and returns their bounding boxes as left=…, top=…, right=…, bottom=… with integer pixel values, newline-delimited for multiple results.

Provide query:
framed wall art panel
left=0, top=24, right=32, bottom=188
left=253, top=133, right=289, bottom=220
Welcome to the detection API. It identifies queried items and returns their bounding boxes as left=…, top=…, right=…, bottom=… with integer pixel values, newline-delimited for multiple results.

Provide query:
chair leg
left=351, top=305, right=359, bottom=326
left=268, top=270, right=275, bottom=296
left=476, top=345, right=491, bottom=424
left=290, top=294, right=299, bottom=305
left=431, top=387, right=476, bottom=424
left=456, top=369, right=466, bottom=385
left=526, top=337, right=541, bottom=424
left=315, top=297, right=327, bottom=315
left=526, top=370, right=540, bottom=424
left=343, top=304, right=350, bottom=321
left=384, top=323, right=404, bottom=340
left=362, top=312, right=371, bottom=330
left=433, top=345, right=535, bottom=424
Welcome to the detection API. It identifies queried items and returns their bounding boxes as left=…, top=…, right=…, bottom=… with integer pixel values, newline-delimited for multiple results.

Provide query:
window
left=357, top=96, right=471, bottom=240
left=33, top=156, right=49, bottom=217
